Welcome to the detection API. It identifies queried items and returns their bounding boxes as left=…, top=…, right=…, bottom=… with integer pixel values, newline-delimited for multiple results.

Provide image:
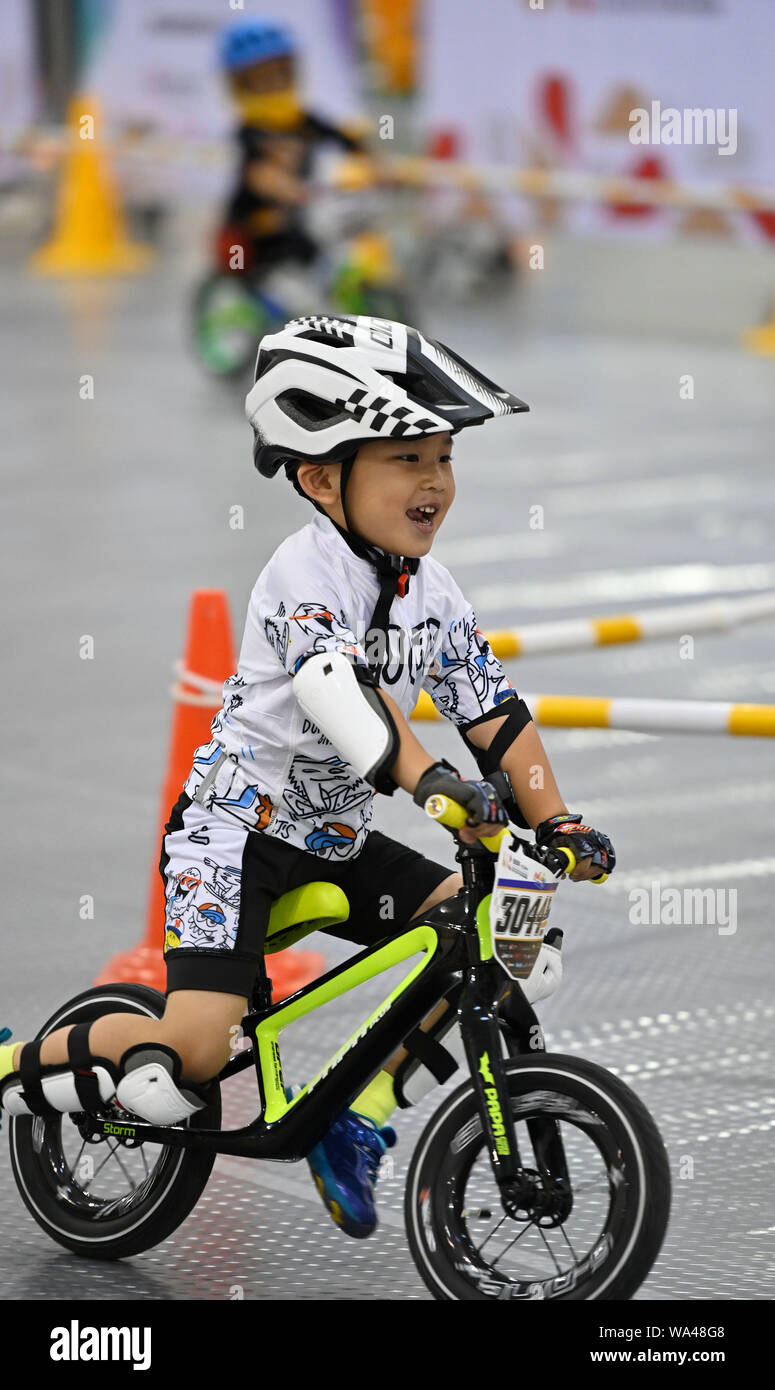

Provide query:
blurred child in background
left=216, top=18, right=369, bottom=286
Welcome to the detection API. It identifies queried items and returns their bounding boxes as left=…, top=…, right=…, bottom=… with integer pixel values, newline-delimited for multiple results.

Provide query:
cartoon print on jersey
left=288, top=600, right=340, bottom=635
left=264, top=601, right=290, bottom=669
left=188, top=740, right=225, bottom=779
left=183, top=740, right=277, bottom=832
left=425, top=610, right=515, bottom=725
left=304, top=821, right=358, bottom=855
left=184, top=735, right=228, bottom=789
left=282, top=753, right=372, bottom=824
left=223, top=692, right=244, bottom=723
left=209, top=786, right=274, bottom=829
left=303, top=796, right=371, bottom=858
left=266, top=598, right=365, bottom=675
left=212, top=677, right=246, bottom=730
left=202, top=859, right=242, bottom=909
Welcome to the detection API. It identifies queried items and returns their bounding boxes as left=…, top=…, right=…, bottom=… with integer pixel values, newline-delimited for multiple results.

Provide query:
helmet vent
left=296, top=331, right=351, bottom=348
left=384, top=369, right=455, bottom=410
left=276, top=389, right=346, bottom=426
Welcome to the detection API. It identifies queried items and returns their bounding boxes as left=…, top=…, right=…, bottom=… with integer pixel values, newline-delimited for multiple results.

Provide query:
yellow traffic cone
left=30, top=94, right=152, bottom=277
left=743, top=293, right=775, bottom=355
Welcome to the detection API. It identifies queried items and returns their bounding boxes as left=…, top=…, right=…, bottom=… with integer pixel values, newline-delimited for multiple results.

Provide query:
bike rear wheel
left=405, top=1052, right=670, bottom=1301
left=8, top=983, right=221, bottom=1260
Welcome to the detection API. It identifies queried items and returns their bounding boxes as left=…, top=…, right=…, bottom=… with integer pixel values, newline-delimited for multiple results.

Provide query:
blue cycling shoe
left=305, top=1109, right=397, bottom=1239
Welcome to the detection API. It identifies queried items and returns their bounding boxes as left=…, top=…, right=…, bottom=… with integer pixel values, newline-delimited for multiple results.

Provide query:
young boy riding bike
left=1, top=315, right=615, bottom=1241
left=215, top=18, right=368, bottom=285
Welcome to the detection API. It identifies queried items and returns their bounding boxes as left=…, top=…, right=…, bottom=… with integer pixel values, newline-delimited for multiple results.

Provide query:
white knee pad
left=114, top=1046, right=209, bottom=1126
left=1, top=1066, right=117, bottom=1118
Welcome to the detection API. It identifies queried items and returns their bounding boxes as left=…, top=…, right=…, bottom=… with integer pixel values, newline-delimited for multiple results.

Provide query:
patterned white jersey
left=183, top=511, right=517, bottom=859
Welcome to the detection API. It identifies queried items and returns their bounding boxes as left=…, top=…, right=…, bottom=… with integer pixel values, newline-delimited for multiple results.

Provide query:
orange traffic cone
left=30, top=94, right=152, bottom=277
left=95, top=590, right=325, bottom=1002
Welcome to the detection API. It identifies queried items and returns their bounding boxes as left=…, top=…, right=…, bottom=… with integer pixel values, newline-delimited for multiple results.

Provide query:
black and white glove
left=413, top=760, right=508, bottom=828
left=534, top=813, right=615, bottom=881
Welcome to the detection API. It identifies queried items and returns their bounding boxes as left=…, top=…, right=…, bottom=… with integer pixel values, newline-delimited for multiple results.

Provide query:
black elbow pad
left=459, top=696, right=533, bottom=829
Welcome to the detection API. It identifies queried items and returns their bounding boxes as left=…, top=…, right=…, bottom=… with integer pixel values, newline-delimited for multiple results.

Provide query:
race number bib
left=490, top=835, right=560, bottom=980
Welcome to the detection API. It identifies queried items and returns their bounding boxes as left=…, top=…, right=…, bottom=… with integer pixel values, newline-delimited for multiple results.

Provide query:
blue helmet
left=219, top=18, right=296, bottom=72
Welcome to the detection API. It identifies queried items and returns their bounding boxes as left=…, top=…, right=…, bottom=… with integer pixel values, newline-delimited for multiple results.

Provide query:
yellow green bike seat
left=265, top=883, right=350, bottom=955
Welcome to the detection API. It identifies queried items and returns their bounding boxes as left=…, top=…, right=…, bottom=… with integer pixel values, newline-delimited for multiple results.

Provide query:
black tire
left=405, top=1052, right=671, bottom=1301
left=191, top=272, right=271, bottom=377
left=8, top=983, right=221, bottom=1260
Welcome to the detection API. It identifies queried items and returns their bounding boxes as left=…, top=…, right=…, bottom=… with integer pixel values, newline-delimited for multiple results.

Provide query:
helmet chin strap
left=330, top=455, right=420, bottom=677
left=288, top=455, right=420, bottom=676
left=338, top=454, right=358, bottom=538
left=336, top=455, right=417, bottom=574
left=295, top=453, right=409, bottom=570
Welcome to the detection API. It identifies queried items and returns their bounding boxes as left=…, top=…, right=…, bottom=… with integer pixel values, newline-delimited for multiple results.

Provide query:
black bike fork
left=496, top=973, right=573, bottom=1214
left=458, top=961, right=537, bottom=1209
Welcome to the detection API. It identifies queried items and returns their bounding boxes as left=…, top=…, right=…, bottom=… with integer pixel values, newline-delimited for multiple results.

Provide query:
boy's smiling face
left=296, top=433, right=455, bottom=557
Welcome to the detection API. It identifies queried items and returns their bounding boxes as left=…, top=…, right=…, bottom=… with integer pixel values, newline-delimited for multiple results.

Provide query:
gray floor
left=2, top=242, right=774, bottom=1300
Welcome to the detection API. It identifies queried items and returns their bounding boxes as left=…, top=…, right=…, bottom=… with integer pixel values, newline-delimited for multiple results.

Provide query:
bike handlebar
left=423, top=793, right=578, bottom=876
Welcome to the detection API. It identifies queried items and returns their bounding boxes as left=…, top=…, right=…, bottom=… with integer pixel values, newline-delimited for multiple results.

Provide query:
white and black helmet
left=245, top=314, right=529, bottom=479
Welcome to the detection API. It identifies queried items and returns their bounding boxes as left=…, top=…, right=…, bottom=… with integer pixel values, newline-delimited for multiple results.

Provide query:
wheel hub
left=500, top=1169, right=573, bottom=1225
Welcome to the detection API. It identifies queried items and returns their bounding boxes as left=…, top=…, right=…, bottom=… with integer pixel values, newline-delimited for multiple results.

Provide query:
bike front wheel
left=405, top=1052, right=670, bottom=1301
left=8, top=983, right=221, bottom=1260
left=192, top=273, right=271, bottom=377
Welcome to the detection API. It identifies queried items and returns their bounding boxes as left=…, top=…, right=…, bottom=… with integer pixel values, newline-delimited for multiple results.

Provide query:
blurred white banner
left=420, top=0, right=775, bottom=240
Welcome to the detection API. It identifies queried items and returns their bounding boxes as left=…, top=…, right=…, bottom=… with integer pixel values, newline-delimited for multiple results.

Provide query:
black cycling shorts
left=159, top=793, right=455, bottom=998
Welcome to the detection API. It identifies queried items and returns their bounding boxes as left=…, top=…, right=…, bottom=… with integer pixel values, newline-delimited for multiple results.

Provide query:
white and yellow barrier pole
left=14, top=128, right=775, bottom=214
left=485, top=592, right=775, bottom=662
left=411, top=691, right=775, bottom=738
left=388, top=155, right=775, bottom=213
left=174, top=656, right=775, bottom=739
